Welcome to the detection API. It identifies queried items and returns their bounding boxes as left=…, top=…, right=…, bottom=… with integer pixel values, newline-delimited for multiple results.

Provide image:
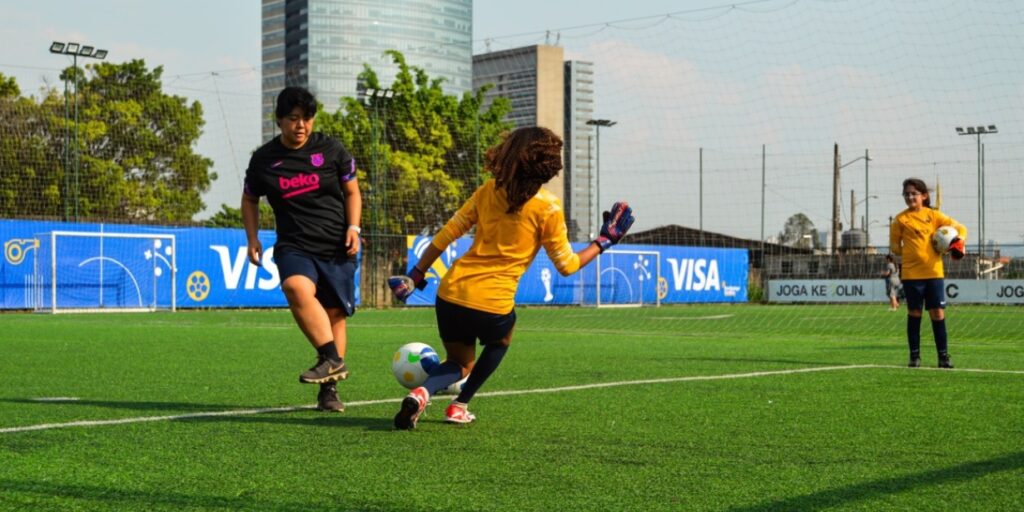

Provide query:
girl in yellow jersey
left=889, top=178, right=966, bottom=369
left=388, top=126, right=635, bottom=429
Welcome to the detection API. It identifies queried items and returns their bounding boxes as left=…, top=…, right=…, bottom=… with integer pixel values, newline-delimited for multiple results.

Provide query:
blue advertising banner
left=402, top=235, right=748, bottom=306
left=0, top=220, right=360, bottom=310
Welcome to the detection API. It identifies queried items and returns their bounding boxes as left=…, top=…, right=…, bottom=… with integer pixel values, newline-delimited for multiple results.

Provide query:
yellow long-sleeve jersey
left=889, top=207, right=967, bottom=280
left=432, top=180, right=581, bottom=314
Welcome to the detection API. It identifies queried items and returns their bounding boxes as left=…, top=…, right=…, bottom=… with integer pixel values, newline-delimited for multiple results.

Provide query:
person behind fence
left=889, top=178, right=966, bottom=369
left=242, top=86, right=362, bottom=412
left=386, top=126, right=635, bottom=429
left=882, top=254, right=901, bottom=311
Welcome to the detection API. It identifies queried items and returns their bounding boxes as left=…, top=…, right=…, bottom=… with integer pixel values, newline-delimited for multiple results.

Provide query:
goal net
left=32, top=231, right=177, bottom=313
left=581, top=249, right=662, bottom=308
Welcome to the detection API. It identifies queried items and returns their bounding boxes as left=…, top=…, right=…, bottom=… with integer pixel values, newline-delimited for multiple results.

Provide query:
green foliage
left=0, top=61, right=214, bottom=222
left=780, top=212, right=820, bottom=249
left=316, top=50, right=513, bottom=235
left=204, top=202, right=276, bottom=229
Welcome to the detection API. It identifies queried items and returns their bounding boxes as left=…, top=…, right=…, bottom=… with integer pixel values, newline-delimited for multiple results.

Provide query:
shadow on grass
left=730, top=450, right=1024, bottom=512
left=2, top=397, right=396, bottom=431
left=186, top=413, right=395, bottom=431
left=0, top=478, right=424, bottom=512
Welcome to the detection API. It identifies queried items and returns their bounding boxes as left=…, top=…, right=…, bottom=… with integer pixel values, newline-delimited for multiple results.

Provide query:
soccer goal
left=32, top=231, right=177, bottom=313
left=581, top=249, right=662, bottom=308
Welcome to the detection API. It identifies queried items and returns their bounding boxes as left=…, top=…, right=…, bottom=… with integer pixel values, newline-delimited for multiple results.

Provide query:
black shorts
left=435, top=296, right=516, bottom=346
left=903, top=279, right=945, bottom=311
left=275, top=247, right=356, bottom=316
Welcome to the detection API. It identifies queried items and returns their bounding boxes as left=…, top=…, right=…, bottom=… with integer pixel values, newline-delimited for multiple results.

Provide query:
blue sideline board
left=1, top=220, right=748, bottom=309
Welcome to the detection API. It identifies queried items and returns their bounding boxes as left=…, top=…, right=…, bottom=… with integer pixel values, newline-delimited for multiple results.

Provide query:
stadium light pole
left=49, top=41, right=107, bottom=221
left=956, top=125, right=997, bottom=257
left=587, top=119, right=617, bottom=229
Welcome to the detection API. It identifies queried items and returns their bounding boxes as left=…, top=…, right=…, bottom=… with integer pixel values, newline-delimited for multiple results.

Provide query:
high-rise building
left=473, top=45, right=567, bottom=210
left=473, top=45, right=597, bottom=240
left=261, top=0, right=472, bottom=142
left=564, top=60, right=595, bottom=241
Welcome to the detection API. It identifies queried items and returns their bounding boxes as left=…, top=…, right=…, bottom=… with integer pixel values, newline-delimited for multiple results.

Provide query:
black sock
left=316, top=341, right=340, bottom=362
left=932, top=319, right=948, bottom=356
left=455, top=343, right=509, bottom=405
left=907, top=316, right=922, bottom=356
left=422, top=361, right=464, bottom=396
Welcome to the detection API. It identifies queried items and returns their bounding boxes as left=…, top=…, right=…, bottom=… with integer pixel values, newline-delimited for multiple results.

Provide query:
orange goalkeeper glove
left=949, top=237, right=965, bottom=260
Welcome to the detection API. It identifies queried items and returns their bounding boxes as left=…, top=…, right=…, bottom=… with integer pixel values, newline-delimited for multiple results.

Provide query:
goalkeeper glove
left=388, top=266, right=427, bottom=303
left=593, top=202, right=635, bottom=253
left=949, top=237, right=965, bottom=260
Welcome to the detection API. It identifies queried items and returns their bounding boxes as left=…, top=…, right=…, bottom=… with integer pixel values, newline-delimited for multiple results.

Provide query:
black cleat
left=908, top=353, right=921, bottom=368
left=300, top=356, right=349, bottom=384
left=938, top=354, right=954, bottom=369
left=316, top=382, right=344, bottom=412
left=394, top=387, right=428, bottom=430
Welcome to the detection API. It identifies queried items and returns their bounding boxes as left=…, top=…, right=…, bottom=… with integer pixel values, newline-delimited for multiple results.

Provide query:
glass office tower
left=262, top=0, right=472, bottom=141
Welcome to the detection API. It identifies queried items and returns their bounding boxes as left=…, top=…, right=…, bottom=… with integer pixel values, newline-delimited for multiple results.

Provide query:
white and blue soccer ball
left=931, top=226, right=958, bottom=255
left=392, top=342, right=440, bottom=389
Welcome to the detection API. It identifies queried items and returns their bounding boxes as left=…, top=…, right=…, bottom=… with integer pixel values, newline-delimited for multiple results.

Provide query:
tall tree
left=779, top=213, right=820, bottom=249
left=316, top=50, right=513, bottom=236
left=0, top=73, right=64, bottom=218
left=76, top=60, right=215, bottom=221
left=0, top=61, right=215, bottom=222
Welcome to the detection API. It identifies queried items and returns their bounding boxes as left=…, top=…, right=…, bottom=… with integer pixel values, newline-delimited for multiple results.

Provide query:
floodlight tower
left=586, top=119, right=617, bottom=230
left=955, top=125, right=997, bottom=256
left=49, top=41, right=108, bottom=221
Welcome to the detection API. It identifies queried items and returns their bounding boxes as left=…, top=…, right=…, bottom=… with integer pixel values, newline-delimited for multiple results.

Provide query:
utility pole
left=832, top=143, right=840, bottom=255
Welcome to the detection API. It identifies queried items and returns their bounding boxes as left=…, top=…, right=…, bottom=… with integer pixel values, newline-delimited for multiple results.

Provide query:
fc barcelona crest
left=310, top=153, right=324, bottom=167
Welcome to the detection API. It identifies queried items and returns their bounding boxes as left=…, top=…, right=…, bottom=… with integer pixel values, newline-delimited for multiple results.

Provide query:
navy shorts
left=435, top=296, right=516, bottom=346
left=902, top=279, right=945, bottom=311
left=274, top=247, right=357, bottom=316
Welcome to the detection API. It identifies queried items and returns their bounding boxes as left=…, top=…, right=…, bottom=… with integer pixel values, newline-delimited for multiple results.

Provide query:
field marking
left=3, top=364, right=1023, bottom=435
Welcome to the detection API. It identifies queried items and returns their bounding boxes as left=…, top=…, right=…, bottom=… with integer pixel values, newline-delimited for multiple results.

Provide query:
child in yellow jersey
left=388, top=126, right=635, bottom=429
left=889, top=178, right=966, bottom=369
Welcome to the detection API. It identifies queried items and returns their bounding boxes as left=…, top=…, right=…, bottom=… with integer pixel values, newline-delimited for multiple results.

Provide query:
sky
left=2, top=0, right=1022, bottom=247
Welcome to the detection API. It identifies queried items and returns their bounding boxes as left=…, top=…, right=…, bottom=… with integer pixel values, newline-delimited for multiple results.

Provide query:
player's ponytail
left=487, top=127, right=563, bottom=213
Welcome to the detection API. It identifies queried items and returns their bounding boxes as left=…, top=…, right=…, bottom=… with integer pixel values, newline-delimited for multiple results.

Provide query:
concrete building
left=474, top=45, right=599, bottom=236
left=261, top=0, right=472, bottom=141
left=564, top=60, right=595, bottom=240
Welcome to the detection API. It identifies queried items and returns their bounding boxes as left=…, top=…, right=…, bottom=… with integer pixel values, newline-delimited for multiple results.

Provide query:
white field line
left=3, top=364, right=1023, bottom=435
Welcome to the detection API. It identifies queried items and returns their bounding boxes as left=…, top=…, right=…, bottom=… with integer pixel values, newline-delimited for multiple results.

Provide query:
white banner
left=767, top=279, right=1024, bottom=304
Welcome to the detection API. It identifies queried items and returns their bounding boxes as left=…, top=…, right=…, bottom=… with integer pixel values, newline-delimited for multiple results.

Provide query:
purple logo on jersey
left=310, top=153, right=324, bottom=168
left=271, top=160, right=284, bottom=168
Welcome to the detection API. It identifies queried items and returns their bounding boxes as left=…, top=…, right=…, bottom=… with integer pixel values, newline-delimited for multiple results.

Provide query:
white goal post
left=588, top=249, right=662, bottom=308
left=32, top=231, right=177, bottom=314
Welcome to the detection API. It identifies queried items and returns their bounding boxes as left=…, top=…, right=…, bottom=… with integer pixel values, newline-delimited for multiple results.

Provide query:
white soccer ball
left=392, top=342, right=440, bottom=389
left=931, top=226, right=958, bottom=255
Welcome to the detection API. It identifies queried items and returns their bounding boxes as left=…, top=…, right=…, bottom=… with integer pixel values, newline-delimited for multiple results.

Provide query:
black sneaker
left=938, top=354, right=954, bottom=369
left=908, top=354, right=921, bottom=368
left=317, top=382, right=344, bottom=412
left=299, top=357, right=349, bottom=384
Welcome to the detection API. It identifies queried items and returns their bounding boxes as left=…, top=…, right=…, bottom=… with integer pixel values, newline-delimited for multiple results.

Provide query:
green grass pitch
left=1, top=305, right=1022, bottom=511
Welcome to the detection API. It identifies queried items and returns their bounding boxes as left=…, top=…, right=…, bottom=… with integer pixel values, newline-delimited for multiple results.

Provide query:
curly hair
left=486, top=127, right=564, bottom=213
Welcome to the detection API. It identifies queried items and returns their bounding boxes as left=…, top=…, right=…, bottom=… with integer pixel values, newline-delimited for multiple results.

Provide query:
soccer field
left=1, top=305, right=1022, bottom=511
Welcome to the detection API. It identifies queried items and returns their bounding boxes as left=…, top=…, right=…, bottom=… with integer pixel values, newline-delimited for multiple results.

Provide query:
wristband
left=348, top=225, right=361, bottom=234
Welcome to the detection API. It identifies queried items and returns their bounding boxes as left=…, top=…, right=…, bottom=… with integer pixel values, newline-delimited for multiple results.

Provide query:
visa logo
left=210, top=245, right=280, bottom=290
left=666, top=258, right=721, bottom=291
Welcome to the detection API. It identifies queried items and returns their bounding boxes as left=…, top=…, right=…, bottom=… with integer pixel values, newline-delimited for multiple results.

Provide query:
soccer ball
left=931, top=226, right=959, bottom=255
left=392, top=342, right=440, bottom=389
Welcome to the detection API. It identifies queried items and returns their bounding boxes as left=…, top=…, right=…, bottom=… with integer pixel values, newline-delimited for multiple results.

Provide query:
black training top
left=244, top=132, right=357, bottom=260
